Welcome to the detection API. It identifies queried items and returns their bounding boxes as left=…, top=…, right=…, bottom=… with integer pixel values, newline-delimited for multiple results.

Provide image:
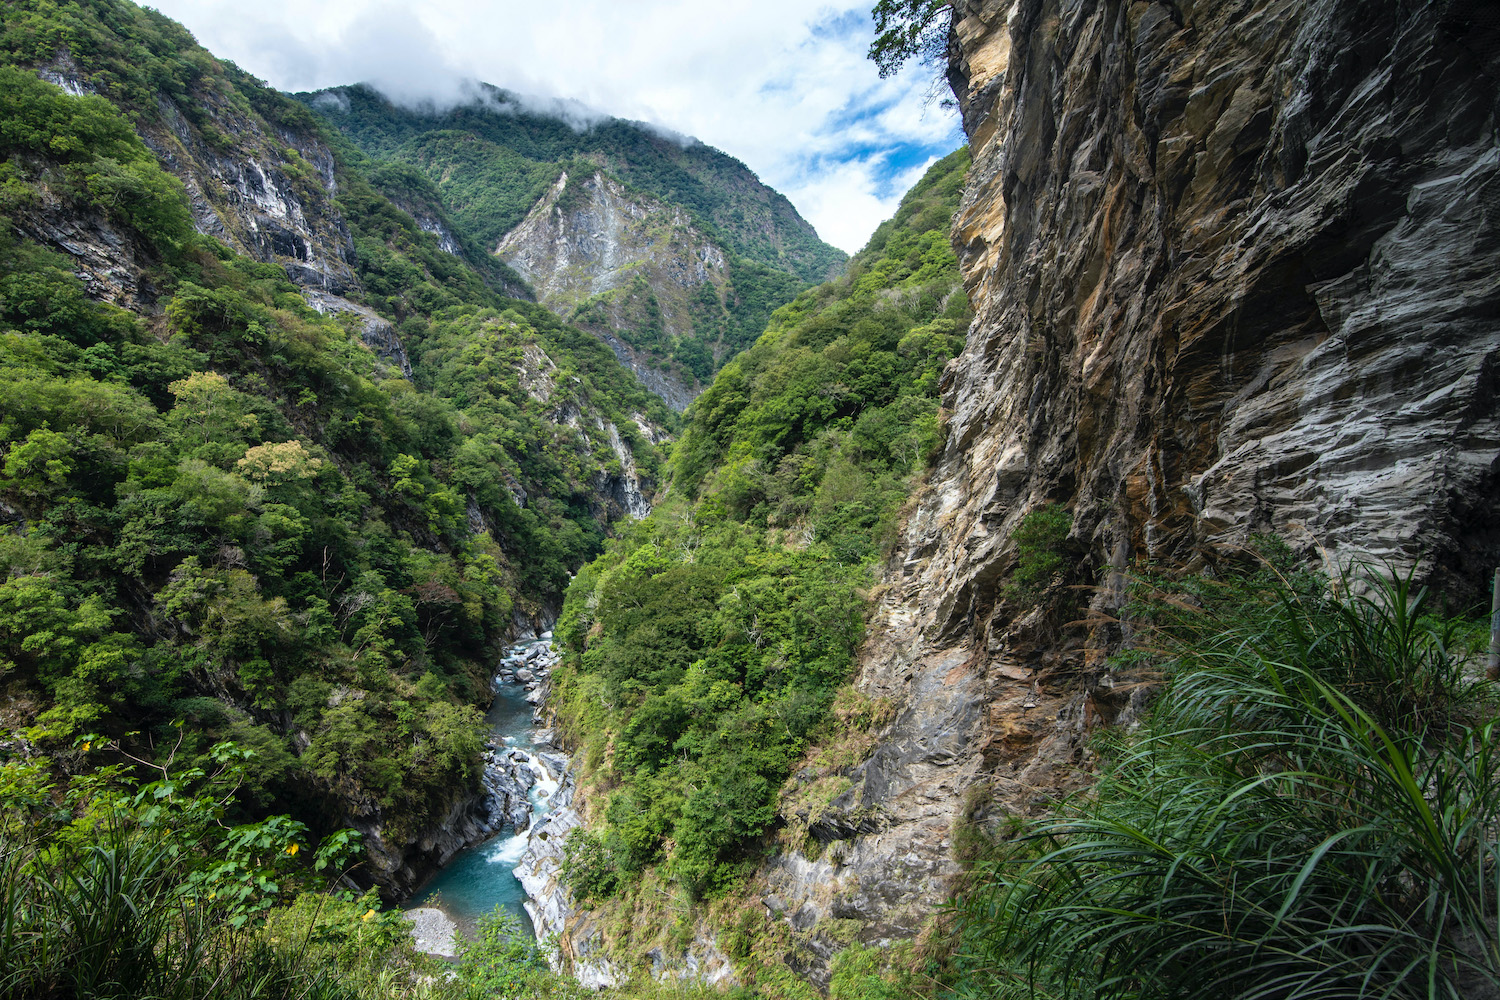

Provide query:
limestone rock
left=402, top=908, right=458, bottom=957
left=497, top=170, right=726, bottom=412
left=302, top=290, right=412, bottom=378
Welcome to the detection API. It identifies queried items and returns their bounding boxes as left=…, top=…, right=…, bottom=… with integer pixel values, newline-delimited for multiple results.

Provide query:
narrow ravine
left=402, top=637, right=567, bottom=954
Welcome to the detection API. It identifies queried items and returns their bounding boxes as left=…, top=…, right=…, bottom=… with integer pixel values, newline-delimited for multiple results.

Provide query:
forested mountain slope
left=532, top=146, right=971, bottom=985
left=302, top=83, right=846, bottom=408
left=0, top=0, right=670, bottom=895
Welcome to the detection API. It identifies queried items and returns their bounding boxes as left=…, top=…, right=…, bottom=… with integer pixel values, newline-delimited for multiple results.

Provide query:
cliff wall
left=498, top=170, right=726, bottom=410
left=756, top=0, right=1500, bottom=974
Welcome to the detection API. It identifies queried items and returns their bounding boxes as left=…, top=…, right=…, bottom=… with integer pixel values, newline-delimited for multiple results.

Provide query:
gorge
left=1, top=0, right=1498, bottom=998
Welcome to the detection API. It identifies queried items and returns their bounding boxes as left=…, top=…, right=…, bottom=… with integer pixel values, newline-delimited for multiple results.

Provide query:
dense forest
left=3, top=1, right=1497, bottom=999
left=0, top=0, right=672, bottom=951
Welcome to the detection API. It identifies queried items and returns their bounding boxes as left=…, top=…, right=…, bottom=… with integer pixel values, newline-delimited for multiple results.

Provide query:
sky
left=147, top=0, right=964, bottom=254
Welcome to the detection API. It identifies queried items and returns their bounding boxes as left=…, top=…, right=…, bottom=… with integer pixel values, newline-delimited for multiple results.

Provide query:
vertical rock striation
left=144, top=88, right=358, bottom=294
left=778, top=0, right=1500, bottom=972
left=937, top=0, right=1500, bottom=604
left=498, top=170, right=727, bottom=412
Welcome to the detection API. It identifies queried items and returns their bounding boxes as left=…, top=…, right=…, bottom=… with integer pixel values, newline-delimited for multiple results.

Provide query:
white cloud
left=784, top=153, right=942, bottom=255
left=150, top=0, right=963, bottom=253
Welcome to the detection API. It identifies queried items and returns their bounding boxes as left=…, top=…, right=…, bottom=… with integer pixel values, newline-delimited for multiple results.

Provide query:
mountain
left=300, top=83, right=847, bottom=408
left=534, top=145, right=972, bottom=985
left=524, top=0, right=1500, bottom=991
left=0, top=0, right=671, bottom=897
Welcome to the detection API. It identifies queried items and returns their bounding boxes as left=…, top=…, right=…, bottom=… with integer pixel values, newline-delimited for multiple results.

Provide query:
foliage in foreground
left=0, top=742, right=415, bottom=1000
left=952, top=558, right=1499, bottom=999
left=0, top=741, right=762, bottom=1000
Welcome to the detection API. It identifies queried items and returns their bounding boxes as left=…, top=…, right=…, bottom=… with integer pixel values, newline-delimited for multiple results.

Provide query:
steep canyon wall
left=759, top=0, right=1500, bottom=971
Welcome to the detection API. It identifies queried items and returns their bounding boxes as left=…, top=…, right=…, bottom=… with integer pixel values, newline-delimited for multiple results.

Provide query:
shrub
left=1007, top=503, right=1072, bottom=598
left=952, top=565, right=1500, bottom=1000
left=559, top=828, right=622, bottom=902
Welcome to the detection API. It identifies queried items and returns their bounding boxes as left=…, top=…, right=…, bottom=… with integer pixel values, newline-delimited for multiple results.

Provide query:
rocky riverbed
left=401, top=634, right=569, bottom=954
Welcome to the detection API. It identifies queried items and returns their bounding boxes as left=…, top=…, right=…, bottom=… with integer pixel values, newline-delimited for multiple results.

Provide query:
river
left=404, top=639, right=562, bottom=945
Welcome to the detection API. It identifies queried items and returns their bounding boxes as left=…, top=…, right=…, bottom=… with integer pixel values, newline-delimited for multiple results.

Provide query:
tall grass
left=0, top=816, right=358, bottom=1000
left=952, top=563, right=1500, bottom=1000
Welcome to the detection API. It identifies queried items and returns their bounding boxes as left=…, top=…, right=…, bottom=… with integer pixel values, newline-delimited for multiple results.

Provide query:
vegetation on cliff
left=544, top=147, right=970, bottom=965
left=9, top=0, right=1490, bottom=998
left=951, top=553, right=1499, bottom=1000
left=303, top=83, right=846, bottom=284
left=0, top=0, right=670, bottom=911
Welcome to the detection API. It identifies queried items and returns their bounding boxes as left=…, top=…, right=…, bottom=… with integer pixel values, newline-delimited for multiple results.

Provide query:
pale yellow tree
left=167, top=371, right=260, bottom=444
left=235, top=440, right=324, bottom=483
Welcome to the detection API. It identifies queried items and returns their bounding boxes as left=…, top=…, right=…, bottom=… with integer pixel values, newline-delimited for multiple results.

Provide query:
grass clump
left=952, top=560, right=1499, bottom=1000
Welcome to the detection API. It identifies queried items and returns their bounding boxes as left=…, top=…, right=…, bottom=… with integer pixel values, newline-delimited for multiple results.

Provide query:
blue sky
left=148, top=0, right=964, bottom=253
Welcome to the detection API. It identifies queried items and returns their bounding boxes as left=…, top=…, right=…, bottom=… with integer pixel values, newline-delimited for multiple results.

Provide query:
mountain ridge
left=298, top=81, right=846, bottom=284
left=298, top=81, right=849, bottom=407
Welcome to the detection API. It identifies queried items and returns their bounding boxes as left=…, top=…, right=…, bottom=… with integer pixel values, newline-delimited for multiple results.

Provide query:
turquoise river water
left=404, top=662, right=558, bottom=943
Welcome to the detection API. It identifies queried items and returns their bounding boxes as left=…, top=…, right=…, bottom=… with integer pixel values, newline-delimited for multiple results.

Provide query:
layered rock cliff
left=30, top=54, right=357, bottom=299
left=756, top=0, right=1500, bottom=976
left=498, top=170, right=729, bottom=410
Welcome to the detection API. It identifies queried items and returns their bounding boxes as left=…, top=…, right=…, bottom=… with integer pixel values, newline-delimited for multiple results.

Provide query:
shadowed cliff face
left=938, top=0, right=1500, bottom=611
left=763, top=0, right=1500, bottom=970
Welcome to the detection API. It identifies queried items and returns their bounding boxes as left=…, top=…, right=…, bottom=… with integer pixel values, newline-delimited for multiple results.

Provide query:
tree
left=869, top=0, right=956, bottom=78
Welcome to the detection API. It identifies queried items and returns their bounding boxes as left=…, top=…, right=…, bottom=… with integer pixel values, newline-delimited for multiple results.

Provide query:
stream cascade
left=401, top=636, right=570, bottom=957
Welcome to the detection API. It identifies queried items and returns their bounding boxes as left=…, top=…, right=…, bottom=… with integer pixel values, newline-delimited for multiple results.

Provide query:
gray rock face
left=24, top=53, right=355, bottom=303
left=302, top=290, right=412, bottom=378
left=513, top=345, right=657, bottom=522
left=352, top=733, right=542, bottom=898
left=513, top=765, right=737, bottom=989
left=362, top=640, right=565, bottom=899
left=15, top=208, right=149, bottom=309
left=514, top=770, right=586, bottom=948
left=483, top=746, right=539, bottom=830
left=763, top=0, right=1500, bottom=980
left=497, top=170, right=725, bottom=412
left=936, top=0, right=1500, bottom=605
left=144, top=90, right=357, bottom=294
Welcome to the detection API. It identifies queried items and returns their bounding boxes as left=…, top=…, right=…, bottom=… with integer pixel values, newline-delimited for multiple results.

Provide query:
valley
left=1, top=1, right=1498, bottom=999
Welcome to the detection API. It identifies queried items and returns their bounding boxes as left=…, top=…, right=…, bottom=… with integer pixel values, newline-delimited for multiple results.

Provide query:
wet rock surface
left=398, top=637, right=566, bottom=953
left=509, top=655, right=738, bottom=989
left=362, top=637, right=564, bottom=900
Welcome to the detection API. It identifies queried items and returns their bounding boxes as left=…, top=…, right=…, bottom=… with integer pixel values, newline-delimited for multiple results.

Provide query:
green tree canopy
left=869, top=0, right=957, bottom=78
